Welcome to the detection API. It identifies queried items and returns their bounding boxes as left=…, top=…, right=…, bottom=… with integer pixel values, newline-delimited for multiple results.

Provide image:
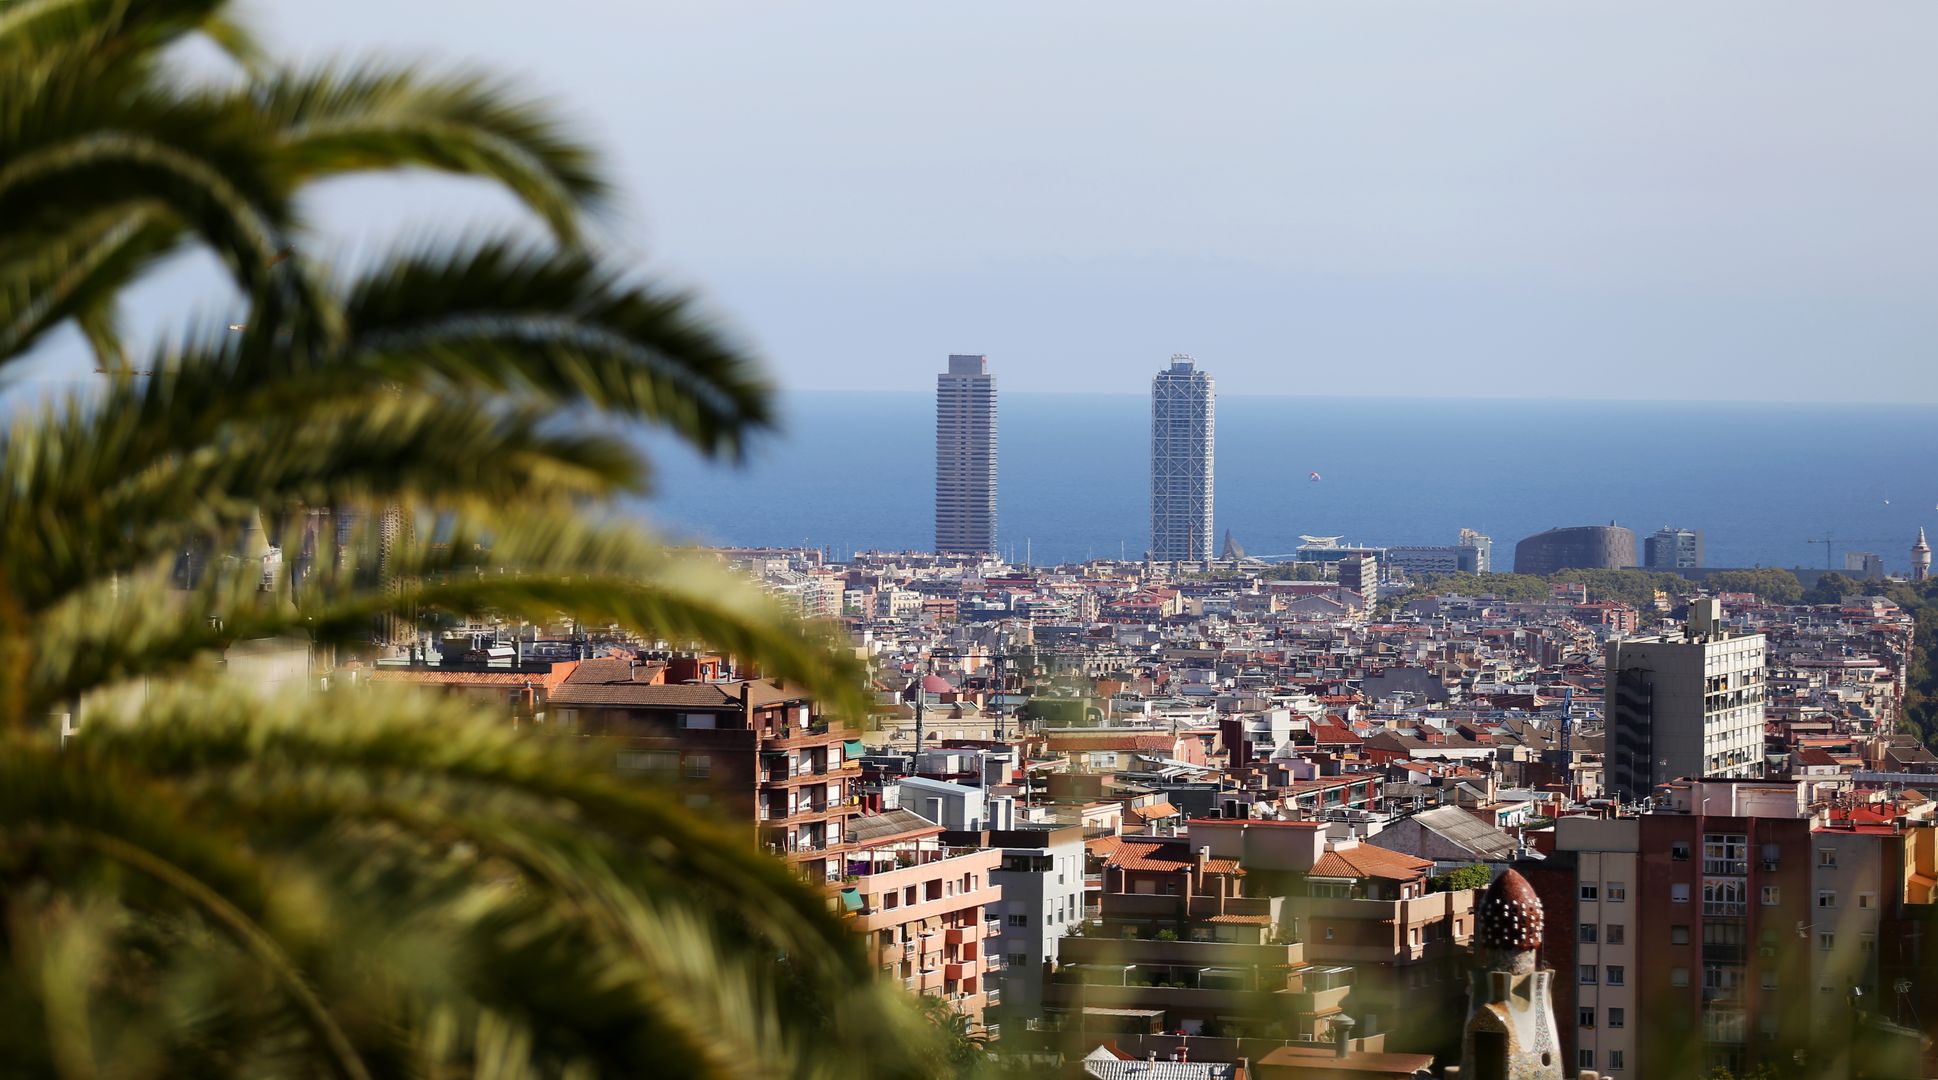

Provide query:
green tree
left=1705, top=568, right=1805, bottom=603
left=1804, top=572, right=1863, bottom=606
left=1428, top=864, right=1493, bottom=893
left=0, top=2, right=930, bottom=1075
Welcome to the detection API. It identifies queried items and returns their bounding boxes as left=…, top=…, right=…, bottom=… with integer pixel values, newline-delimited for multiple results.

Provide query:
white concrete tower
left=1913, top=528, right=1930, bottom=582
left=935, top=354, right=996, bottom=555
left=1150, top=354, right=1215, bottom=563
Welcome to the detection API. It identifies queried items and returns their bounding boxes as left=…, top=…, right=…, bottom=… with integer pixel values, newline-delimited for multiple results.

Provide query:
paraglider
left=1308, top=471, right=1322, bottom=482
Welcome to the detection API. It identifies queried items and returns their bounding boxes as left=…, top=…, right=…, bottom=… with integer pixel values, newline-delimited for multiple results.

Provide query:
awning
left=844, top=739, right=866, bottom=758
left=838, top=887, right=863, bottom=913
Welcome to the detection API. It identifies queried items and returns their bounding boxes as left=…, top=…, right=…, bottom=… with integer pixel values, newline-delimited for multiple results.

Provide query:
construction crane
left=1803, top=533, right=1902, bottom=571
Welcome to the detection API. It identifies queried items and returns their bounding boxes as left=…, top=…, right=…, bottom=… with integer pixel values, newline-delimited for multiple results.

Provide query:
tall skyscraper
left=1150, top=355, right=1215, bottom=562
left=935, top=354, right=996, bottom=555
left=1604, top=599, right=1766, bottom=799
left=1643, top=525, right=1704, bottom=568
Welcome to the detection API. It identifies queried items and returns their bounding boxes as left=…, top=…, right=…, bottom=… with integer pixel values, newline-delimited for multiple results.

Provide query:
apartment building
left=549, top=659, right=860, bottom=885
left=1187, top=819, right=1477, bottom=1059
left=847, top=809, right=1004, bottom=1023
left=1605, top=600, right=1767, bottom=799
left=943, top=824, right=1088, bottom=1018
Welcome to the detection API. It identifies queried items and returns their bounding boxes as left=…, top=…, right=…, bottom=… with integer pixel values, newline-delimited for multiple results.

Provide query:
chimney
left=1331, top=1014, right=1356, bottom=1058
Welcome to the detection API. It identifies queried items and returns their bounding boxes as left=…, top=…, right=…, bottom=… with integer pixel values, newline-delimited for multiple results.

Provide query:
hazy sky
left=89, top=3, right=1938, bottom=400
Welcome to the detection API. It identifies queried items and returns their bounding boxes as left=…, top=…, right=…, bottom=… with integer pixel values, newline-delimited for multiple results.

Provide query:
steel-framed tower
left=935, top=354, right=997, bottom=555
left=1149, top=354, right=1215, bottom=562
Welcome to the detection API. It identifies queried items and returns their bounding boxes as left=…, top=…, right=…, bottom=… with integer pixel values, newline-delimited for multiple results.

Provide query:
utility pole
left=913, top=654, right=927, bottom=758
left=992, top=632, right=1006, bottom=743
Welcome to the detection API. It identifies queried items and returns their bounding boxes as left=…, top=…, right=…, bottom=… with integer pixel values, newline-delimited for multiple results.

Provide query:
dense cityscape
left=9, top=3, right=1938, bottom=1078
left=360, top=353, right=1938, bottom=1078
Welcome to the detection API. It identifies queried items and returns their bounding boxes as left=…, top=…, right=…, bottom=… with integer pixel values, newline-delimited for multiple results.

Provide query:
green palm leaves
left=0, top=0, right=917, bottom=1075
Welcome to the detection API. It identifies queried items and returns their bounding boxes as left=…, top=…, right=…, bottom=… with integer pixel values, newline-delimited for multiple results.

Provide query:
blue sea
left=631, top=393, right=1938, bottom=574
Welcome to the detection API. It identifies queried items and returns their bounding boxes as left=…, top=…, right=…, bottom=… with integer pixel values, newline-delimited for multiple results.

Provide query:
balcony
left=945, top=926, right=980, bottom=946
left=1703, top=901, right=1748, bottom=918
left=766, top=834, right=846, bottom=857
left=1704, top=859, right=1749, bottom=876
left=764, top=723, right=841, bottom=750
left=945, top=959, right=979, bottom=980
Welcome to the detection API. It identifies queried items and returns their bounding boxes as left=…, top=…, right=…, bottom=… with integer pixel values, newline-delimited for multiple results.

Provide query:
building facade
left=1644, top=527, right=1705, bottom=569
left=1604, top=601, right=1767, bottom=799
left=549, top=660, right=859, bottom=885
left=847, top=809, right=1004, bottom=1023
left=1151, top=355, right=1215, bottom=563
left=1513, top=525, right=1637, bottom=575
left=936, top=353, right=997, bottom=555
left=1459, top=528, right=1493, bottom=574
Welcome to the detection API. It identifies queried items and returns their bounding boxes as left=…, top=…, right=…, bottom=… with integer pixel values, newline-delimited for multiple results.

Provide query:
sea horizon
left=632, top=391, right=1938, bottom=573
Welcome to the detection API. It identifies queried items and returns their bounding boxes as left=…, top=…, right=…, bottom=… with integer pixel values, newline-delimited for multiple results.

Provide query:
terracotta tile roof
left=1106, top=841, right=1243, bottom=875
left=1309, top=844, right=1431, bottom=882
left=1123, top=801, right=1182, bottom=823
left=1310, top=721, right=1361, bottom=745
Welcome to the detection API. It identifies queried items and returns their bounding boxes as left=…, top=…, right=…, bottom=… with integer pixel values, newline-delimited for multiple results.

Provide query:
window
left=1704, top=833, right=1748, bottom=874
left=1324, top=927, right=1336, bottom=940
left=1761, top=885, right=1781, bottom=906
left=1580, top=883, right=1600, bottom=901
left=1671, top=966, right=1690, bottom=987
left=1704, top=878, right=1747, bottom=916
left=1819, top=891, right=1837, bottom=909
left=1579, top=1050, right=1594, bottom=1070
left=615, top=749, right=676, bottom=774
left=680, top=712, right=716, bottom=730
left=1671, top=925, right=1690, bottom=945
left=1007, top=914, right=1027, bottom=927
left=1672, top=841, right=1691, bottom=861
left=1859, top=892, right=1876, bottom=910
left=1605, top=881, right=1627, bottom=902
left=1579, top=923, right=1598, bottom=944
left=1609, top=1050, right=1625, bottom=1071
left=1819, top=848, right=1838, bottom=868
left=1579, top=1007, right=1596, bottom=1030
left=1608, top=1007, right=1625, bottom=1029
left=683, top=754, right=712, bottom=779
left=1818, top=932, right=1835, bottom=952
left=1671, top=883, right=1691, bottom=903
left=1580, top=965, right=1598, bottom=984
left=1760, top=972, right=1778, bottom=990
left=1606, top=965, right=1625, bottom=986
left=1606, top=924, right=1625, bottom=945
